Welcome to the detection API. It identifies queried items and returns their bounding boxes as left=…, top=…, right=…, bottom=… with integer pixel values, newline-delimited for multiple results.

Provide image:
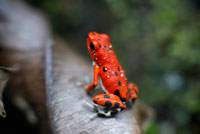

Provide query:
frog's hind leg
left=93, top=93, right=126, bottom=117
left=93, top=93, right=126, bottom=109
left=128, top=83, right=139, bottom=102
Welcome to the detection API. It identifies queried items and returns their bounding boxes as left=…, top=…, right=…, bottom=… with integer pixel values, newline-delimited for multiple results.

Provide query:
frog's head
left=87, top=32, right=111, bottom=60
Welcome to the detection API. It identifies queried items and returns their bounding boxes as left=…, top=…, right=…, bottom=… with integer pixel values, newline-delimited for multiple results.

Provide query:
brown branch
left=46, top=39, right=141, bottom=134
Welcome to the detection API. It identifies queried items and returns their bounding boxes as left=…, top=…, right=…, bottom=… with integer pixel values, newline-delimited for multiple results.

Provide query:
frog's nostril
left=90, top=42, right=95, bottom=50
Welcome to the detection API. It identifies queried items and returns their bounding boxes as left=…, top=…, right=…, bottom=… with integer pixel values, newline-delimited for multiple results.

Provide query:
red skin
left=87, top=32, right=138, bottom=109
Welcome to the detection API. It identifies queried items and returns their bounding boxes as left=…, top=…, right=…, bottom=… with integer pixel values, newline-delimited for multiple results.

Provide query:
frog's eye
left=90, top=42, right=95, bottom=50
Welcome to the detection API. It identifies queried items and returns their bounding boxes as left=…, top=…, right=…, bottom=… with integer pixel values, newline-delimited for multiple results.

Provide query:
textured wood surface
left=46, top=40, right=141, bottom=134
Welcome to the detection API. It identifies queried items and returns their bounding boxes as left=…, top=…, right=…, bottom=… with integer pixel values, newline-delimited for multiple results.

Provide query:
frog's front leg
left=87, top=64, right=99, bottom=93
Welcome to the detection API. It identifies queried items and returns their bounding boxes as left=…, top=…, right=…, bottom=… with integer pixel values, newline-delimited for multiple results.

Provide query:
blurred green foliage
left=26, top=0, right=200, bottom=133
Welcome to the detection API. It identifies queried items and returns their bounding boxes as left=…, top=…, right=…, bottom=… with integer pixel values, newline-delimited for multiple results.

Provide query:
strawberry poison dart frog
left=86, top=32, right=139, bottom=117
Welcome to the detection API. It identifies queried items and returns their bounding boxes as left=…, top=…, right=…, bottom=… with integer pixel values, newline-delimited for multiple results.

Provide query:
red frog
left=86, top=32, right=139, bottom=117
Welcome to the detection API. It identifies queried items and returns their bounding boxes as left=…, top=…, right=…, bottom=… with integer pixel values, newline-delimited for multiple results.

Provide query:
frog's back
left=87, top=32, right=128, bottom=101
left=98, top=51, right=128, bottom=101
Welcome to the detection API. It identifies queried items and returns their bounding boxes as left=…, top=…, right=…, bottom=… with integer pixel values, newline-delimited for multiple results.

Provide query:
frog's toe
left=96, top=107, right=122, bottom=117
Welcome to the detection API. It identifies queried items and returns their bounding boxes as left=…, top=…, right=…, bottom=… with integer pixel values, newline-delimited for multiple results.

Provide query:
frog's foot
left=94, top=106, right=122, bottom=117
left=128, top=83, right=139, bottom=101
left=93, top=93, right=126, bottom=117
